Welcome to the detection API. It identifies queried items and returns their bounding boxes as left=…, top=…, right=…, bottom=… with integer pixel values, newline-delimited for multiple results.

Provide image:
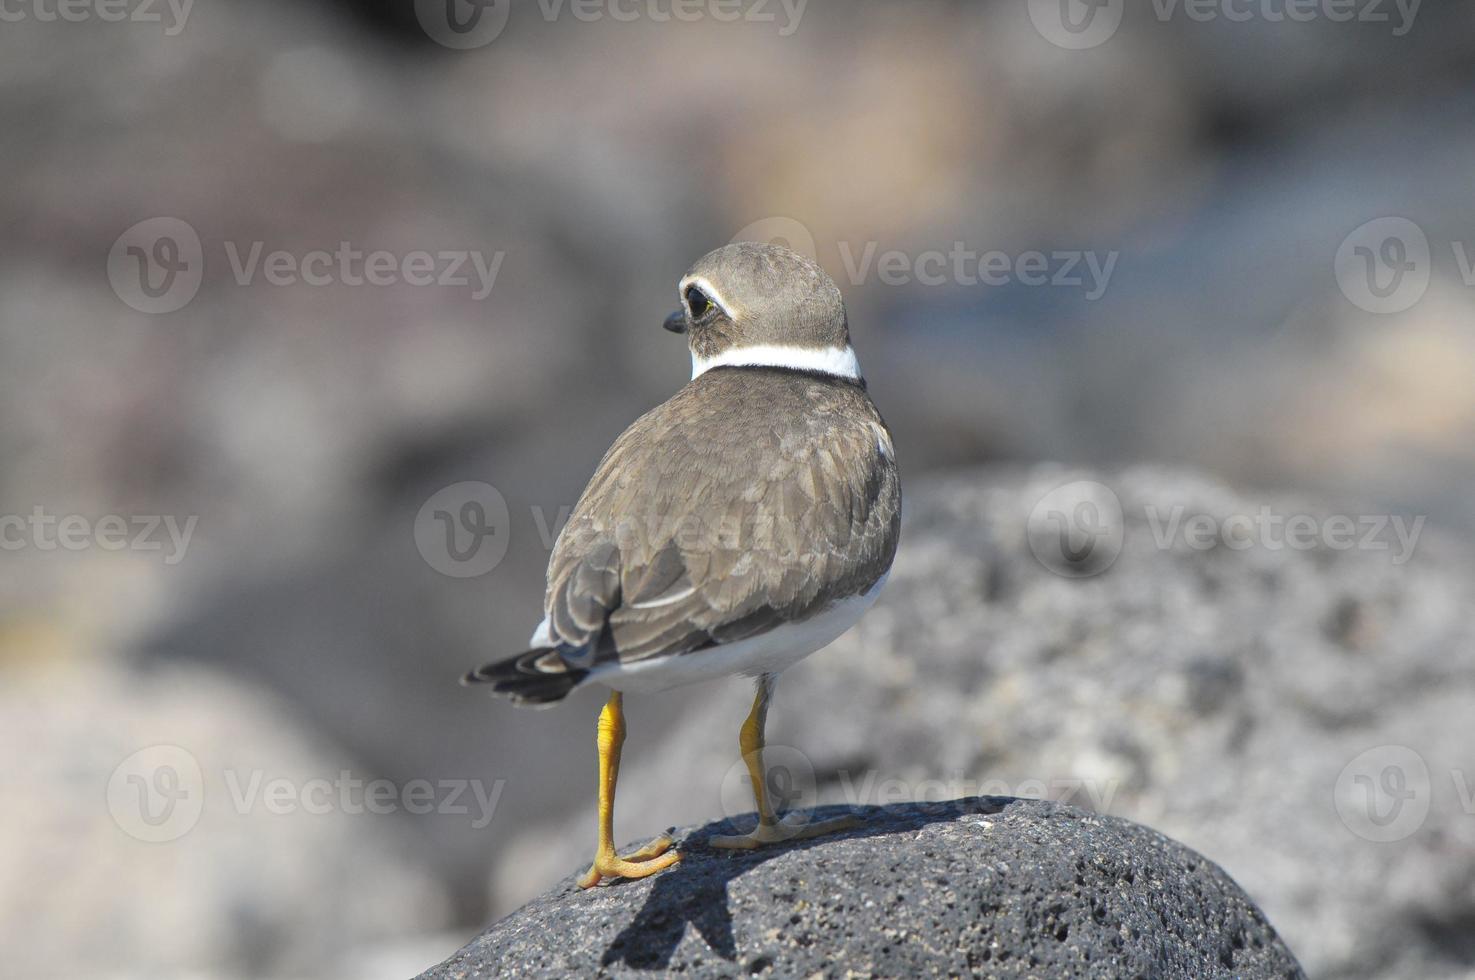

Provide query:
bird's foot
left=708, top=813, right=858, bottom=850
left=576, top=833, right=680, bottom=888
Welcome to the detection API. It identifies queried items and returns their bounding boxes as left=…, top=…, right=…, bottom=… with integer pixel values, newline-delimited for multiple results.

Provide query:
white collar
left=691, top=344, right=862, bottom=381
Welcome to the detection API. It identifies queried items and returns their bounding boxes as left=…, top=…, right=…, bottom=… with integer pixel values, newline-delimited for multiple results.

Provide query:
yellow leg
left=576, top=691, right=680, bottom=888
left=709, top=675, right=857, bottom=850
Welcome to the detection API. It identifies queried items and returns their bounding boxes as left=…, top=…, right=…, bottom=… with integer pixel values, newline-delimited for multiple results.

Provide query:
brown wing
left=542, top=368, right=900, bottom=666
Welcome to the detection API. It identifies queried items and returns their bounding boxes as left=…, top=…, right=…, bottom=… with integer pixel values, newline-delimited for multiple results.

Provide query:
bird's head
left=663, top=242, right=859, bottom=382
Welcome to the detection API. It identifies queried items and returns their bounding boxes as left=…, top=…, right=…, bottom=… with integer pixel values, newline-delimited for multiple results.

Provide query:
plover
left=465, top=242, right=901, bottom=887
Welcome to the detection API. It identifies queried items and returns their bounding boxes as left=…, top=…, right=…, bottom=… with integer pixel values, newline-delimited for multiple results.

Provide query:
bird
left=463, top=242, right=901, bottom=888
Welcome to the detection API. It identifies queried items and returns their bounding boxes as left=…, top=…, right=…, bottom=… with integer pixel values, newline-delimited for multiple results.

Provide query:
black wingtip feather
left=461, top=647, right=589, bottom=705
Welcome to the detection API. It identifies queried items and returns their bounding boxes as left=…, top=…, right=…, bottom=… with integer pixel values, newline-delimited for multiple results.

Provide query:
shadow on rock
left=600, top=797, right=1011, bottom=970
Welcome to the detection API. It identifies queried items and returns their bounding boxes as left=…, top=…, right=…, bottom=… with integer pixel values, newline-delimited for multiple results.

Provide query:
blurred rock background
left=1, top=1, right=1473, bottom=977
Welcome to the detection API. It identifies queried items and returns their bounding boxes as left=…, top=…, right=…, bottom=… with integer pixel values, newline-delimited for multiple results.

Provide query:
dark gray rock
left=429, top=798, right=1304, bottom=979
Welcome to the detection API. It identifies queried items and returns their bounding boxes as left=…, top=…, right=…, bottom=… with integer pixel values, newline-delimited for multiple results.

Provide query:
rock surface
left=496, top=465, right=1475, bottom=980
left=428, top=798, right=1304, bottom=978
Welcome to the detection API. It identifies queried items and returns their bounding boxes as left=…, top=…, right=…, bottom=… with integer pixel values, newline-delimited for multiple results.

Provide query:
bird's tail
left=461, top=647, right=589, bottom=706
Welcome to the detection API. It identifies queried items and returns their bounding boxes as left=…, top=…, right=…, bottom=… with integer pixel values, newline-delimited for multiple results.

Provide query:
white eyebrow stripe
left=678, top=275, right=734, bottom=320
left=691, top=344, right=862, bottom=381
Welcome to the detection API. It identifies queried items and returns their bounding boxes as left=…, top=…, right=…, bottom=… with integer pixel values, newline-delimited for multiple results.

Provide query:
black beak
left=663, top=309, right=688, bottom=334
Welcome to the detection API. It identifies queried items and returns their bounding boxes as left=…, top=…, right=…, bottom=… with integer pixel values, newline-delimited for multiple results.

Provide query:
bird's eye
left=685, top=285, right=712, bottom=318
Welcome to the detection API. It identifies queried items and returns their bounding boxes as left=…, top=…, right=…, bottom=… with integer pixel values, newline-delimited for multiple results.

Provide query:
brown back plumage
left=543, top=367, right=899, bottom=665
